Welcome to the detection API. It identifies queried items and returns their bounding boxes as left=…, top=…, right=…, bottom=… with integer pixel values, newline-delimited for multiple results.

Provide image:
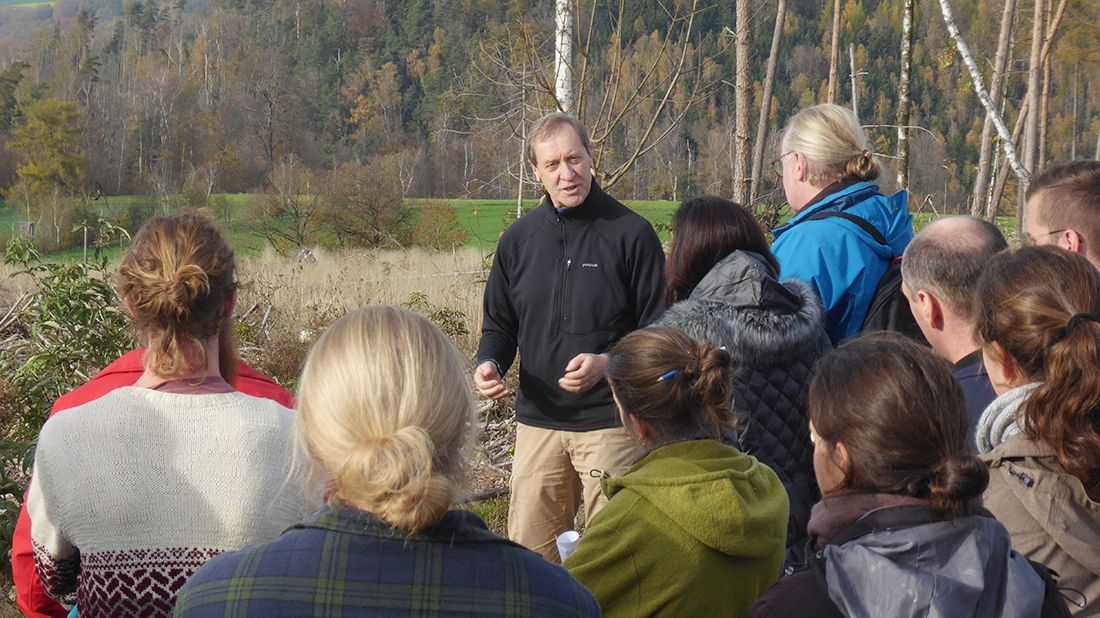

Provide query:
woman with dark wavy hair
left=656, top=196, right=830, bottom=557
left=749, top=334, right=1068, bottom=618
left=975, top=245, right=1100, bottom=614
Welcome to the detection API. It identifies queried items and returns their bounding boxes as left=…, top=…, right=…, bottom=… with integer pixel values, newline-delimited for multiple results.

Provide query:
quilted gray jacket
left=656, top=250, right=831, bottom=556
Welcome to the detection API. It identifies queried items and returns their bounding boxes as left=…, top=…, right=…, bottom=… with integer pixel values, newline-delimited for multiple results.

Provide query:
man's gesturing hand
left=558, top=353, right=609, bottom=393
left=475, top=361, right=512, bottom=400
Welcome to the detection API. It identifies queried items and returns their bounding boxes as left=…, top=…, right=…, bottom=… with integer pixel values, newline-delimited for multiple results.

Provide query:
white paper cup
left=556, top=530, right=580, bottom=561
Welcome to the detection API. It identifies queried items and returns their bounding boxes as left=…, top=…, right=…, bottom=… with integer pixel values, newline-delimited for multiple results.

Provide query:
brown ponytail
left=977, top=246, right=1100, bottom=499
left=607, top=326, right=734, bottom=440
left=117, top=209, right=237, bottom=378
left=810, top=333, right=987, bottom=517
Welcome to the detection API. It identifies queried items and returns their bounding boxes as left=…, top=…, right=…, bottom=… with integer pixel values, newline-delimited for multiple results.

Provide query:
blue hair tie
left=657, top=369, right=680, bottom=382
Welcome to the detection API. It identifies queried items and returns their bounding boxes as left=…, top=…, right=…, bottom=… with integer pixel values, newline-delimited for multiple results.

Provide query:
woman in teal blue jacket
left=771, top=104, right=913, bottom=343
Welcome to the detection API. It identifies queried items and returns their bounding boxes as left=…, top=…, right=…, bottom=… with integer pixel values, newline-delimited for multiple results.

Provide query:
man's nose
left=560, top=164, right=575, bottom=181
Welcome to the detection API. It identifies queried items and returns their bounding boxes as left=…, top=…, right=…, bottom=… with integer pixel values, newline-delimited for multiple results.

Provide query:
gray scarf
left=975, top=383, right=1040, bottom=454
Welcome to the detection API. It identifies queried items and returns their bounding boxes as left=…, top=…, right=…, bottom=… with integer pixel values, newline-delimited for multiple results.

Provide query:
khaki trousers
left=508, top=423, right=640, bottom=563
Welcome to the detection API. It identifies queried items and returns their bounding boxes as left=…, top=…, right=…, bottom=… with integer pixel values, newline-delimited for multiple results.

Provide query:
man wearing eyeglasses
left=1023, top=160, right=1100, bottom=270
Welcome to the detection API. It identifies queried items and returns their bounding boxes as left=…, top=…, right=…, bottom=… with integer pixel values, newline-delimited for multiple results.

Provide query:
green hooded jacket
left=564, top=439, right=789, bottom=617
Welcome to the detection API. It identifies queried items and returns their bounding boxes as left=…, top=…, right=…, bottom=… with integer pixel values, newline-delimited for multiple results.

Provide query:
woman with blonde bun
left=770, top=103, right=913, bottom=343
left=25, top=210, right=313, bottom=618
left=749, top=334, right=1069, bottom=618
left=565, top=326, right=789, bottom=617
left=176, top=306, right=599, bottom=617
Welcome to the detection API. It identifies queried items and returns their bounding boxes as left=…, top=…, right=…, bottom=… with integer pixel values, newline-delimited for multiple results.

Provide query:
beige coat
left=983, top=435, right=1100, bottom=616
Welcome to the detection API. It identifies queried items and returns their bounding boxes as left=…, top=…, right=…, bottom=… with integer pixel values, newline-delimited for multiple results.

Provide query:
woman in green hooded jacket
left=564, top=326, right=789, bottom=617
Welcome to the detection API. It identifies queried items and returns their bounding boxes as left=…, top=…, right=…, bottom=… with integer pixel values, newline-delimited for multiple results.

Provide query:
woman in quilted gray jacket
left=656, top=196, right=831, bottom=558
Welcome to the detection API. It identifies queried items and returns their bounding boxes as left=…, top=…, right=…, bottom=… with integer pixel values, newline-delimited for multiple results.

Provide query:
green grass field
left=0, top=195, right=1018, bottom=262
left=0, top=0, right=54, bottom=8
left=406, top=197, right=680, bottom=248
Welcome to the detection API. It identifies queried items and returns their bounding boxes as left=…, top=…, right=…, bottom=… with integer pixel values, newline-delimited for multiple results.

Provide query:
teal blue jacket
left=771, top=181, right=912, bottom=342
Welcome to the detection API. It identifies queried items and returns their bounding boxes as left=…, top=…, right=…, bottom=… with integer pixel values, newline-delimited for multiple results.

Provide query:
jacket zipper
left=556, top=216, right=568, bottom=336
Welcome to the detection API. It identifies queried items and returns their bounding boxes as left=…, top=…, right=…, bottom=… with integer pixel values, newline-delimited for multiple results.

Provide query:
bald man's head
left=902, top=216, right=1008, bottom=321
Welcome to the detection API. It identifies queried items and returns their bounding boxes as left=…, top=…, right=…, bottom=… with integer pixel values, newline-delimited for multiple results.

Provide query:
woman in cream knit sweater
left=25, top=210, right=314, bottom=617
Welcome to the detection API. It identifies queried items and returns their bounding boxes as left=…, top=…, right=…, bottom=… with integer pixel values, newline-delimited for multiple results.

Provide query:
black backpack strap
left=804, top=211, right=888, bottom=247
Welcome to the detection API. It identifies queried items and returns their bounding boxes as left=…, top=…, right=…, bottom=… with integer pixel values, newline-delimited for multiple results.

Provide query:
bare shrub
left=320, top=159, right=410, bottom=248
left=410, top=200, right=469, bottom=250
left=252, top=158, right=322, bottom=253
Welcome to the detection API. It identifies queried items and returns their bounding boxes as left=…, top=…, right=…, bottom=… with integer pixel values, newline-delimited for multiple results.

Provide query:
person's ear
left=123, top=297, right=137, bottom=319
left=1060, top=228, right=1085, bottom=255
left=530, top=162, right=542, bottom=184
left=223, top=290, right=238, bottom=319
left=919, top=290, right=945, bottom=331
left=627, top=414, right=651, bottom=444
left=833, top=441, right=851, bottom=478
left=793, top=152, right=807, bottom=183
left=986, top=341, right=1023, bottom=389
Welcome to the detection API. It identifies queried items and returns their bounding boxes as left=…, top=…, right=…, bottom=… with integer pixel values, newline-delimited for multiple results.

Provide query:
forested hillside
left=0, top=0, right=1094, bottom=238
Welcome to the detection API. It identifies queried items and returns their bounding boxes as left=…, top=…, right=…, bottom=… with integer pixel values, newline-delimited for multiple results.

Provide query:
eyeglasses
left=1022, top=228, right=1067, bottom=246
left=771, top=151, right=795, bottom=178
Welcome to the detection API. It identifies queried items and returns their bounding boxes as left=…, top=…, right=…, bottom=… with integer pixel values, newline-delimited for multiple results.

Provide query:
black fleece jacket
left=477, top=181, right=665, bottom=430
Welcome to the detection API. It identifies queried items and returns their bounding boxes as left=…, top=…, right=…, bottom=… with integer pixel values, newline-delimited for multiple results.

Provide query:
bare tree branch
left=935, top=0, right=1030, bottom=183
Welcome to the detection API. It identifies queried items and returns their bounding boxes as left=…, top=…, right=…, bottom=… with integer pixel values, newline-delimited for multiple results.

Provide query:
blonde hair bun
left=782, top=104, right=880, bottom=184
left=296, top=306, right=474, bottom=532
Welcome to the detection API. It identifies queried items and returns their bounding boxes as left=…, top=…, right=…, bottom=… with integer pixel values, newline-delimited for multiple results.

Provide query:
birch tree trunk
left=896, top=0, right=915, bottom=190
left=517, top=60, right=527, bottom=218
left=1020, top=0, right=1045, bottom=230
left=935, top=0, right=1029, bottom=183
left=989, top=113, right=1025, bottom=220
left=554, top=0, right=574, bottom=114
left=732, top=0, right=753, bottom=204
left=970, top=0, right=1016, bottom=217
left=1038, top=46, right=1051, bottom=172
left=749, top=0, right=788, bottom=205
left=849, top=43, right=859, bottom=115
left=987, top=0, right=1067, bottom=218
left=1071, top=64, right=1078, bottom=160
left=827, top=0, right=841, bottom=104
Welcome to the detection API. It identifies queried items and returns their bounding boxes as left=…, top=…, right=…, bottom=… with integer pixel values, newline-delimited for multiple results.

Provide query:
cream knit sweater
left=26, top=386, right=314, bottom=618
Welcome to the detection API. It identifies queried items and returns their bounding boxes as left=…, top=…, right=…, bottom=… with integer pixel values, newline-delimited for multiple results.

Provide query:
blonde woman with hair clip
left=564, top=326, right=789, bottom=617
left=175, top=306, right=599, bottom=617
left=770, top=103, right=914, bottom=343
left=24, top=210, right=313, bottom=618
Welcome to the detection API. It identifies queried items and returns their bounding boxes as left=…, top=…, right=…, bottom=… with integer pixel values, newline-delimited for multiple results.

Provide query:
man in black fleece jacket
left=475, top=112, right=665, bottom=562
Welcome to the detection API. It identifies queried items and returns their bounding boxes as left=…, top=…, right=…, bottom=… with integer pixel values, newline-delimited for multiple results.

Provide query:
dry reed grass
left=231, top=245, right=497, bottom=392
left=0, top=262, right=35, bottom=308
left=238, top=245, right=491, bottom=353
left=235, top=246, right=513, bottom=520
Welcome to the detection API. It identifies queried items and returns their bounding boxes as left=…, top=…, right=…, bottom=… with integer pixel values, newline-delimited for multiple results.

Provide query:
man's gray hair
left=526, top=113, right=593, bottom=165
left=901, top=217, right=1008, bottom=321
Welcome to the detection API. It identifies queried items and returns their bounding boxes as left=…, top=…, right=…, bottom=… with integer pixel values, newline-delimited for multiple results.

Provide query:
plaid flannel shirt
left=173, top=505, right=600, bottom=617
